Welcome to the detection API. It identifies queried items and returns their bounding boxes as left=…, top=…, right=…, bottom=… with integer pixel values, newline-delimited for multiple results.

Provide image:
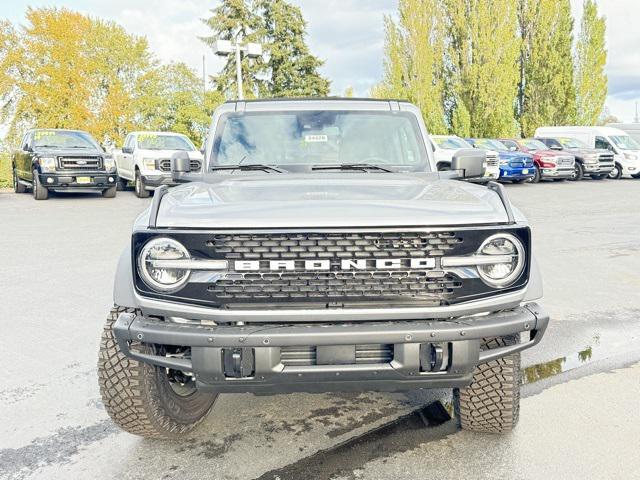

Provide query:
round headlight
left=138, top=238, right=191, bottom=292
left=476, top=234, right=525, bottom=288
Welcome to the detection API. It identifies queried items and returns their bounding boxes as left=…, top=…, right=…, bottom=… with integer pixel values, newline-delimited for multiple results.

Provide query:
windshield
left=471, top=139, right=508, bottom=151
left=432, top=136, right=472, bottom=150
left=557, top=137, right=589, bottom=149
left=522, top=139, right=548, bottom=151
left=138, top=134, right=195, bottom=151
left=32, top=130, right=98, bottom=149
left=610, top=135, right=640, bottom=150
left=211, top=111, right=429, bottom=172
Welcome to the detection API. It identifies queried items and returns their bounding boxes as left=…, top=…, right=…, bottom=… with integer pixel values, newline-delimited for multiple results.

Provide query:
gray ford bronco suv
left=98, top=98, right=548, bottom=439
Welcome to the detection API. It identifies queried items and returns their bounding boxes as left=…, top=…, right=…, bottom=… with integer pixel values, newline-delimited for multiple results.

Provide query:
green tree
left=518, top=0, right=577, bottom=136
left=574, top=0, right=607, bottom=125
left=201, top=0, right=329, bottom=99
left=258, top=0, right=330, bottom=97
left=373, top=0, right=448, bottom=134
left=443, top=0, right=521, bottom=137
left=138, top=63, right=224, bottom=144
left=201, top=0, right=265, bottom=98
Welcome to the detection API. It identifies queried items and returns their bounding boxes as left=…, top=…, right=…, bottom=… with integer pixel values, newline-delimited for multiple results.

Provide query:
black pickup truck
left=12, top=129, right=118, bottom=200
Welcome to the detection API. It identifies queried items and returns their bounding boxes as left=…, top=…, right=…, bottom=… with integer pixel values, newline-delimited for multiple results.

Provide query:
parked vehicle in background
left=113, top=132, right=203, bottom=198
left=534, top=135, right=614, bottom=181
left=535, top=126, right=640, bottom=180
left=607, top=123, right=640, bottom=145
left=98, top=98, right=548, bottom=440
left=430, top=135, right=499, bottom=181
left=466, top=138, right=536, bottom=184
left=11, top=129, right=118, bottom=200
left=500, top=138, right=575, bottom=183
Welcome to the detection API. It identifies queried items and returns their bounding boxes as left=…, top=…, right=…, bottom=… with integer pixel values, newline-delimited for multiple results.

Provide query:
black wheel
left=102, top=185, right=117, bottom=198
left=135, top=171, right=150, bottom=198
left=454, top=336, right=520, bottom=434
left=116, top=177, right=129, bottom=191
left=32, top=169, right=49, bottom=200
left=98, top=306, right=217, bottom=439
left=530, top=168, right=541, bottom=184
left=608, top=164, right=622, bottom=180
left=570, top=162, right=584, bottom=181
left=13, top=169, right=26, bottom=193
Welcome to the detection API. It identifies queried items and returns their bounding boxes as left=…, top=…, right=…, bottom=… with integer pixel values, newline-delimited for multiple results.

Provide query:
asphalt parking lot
left=1, top=178, right=640, bottom=480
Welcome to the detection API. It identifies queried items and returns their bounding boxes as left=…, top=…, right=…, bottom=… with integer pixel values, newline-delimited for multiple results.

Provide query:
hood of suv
left=152, top=173, right=510, bottom=228
left=32, top=147, right=104, bottom=157
left=564, top=147, right=609, bottom=156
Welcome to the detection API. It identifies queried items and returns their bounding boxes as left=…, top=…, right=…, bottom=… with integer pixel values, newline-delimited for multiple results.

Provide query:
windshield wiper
left=210, top=164, right=285, bottom=173
left=312, top=163, right=393, bottom=172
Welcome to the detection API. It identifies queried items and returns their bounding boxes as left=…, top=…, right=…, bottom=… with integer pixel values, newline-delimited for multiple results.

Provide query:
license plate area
left=76, top=176, right=91, bottom=184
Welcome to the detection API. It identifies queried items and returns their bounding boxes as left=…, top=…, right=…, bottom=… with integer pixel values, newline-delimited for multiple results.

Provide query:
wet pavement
left=1, top=178, right=640, bottom=480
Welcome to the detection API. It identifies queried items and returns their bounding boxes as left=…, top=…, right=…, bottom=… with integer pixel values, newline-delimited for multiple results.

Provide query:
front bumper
left=141, top=173, right=177, bottom=190
left=38, top=172, right=118, bottom=190
left=113, top=302, right=548, bottom=393
left=499, top=166, right=536, bottom=181
left=583, top=163, right=614, bottom=175
left=540, top=167, right=574, bottom=179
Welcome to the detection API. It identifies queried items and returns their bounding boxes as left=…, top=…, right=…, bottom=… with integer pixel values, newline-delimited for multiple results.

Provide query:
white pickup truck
left=113, top=131, right=203, bottom=197
left=430, top=135, right=500, bottom=181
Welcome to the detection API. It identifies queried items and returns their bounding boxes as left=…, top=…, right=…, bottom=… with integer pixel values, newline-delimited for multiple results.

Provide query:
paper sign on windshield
left=304, top=135, right=328, bottom=143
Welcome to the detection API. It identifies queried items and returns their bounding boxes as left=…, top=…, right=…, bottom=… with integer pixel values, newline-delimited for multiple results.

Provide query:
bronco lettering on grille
left=234, top=258, right=436, bottom=272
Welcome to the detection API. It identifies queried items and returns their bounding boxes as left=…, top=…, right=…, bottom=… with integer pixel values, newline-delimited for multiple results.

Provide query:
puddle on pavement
left=255, top=402, right=454, bottom=480
left=522, top=333, right=637, bottom=384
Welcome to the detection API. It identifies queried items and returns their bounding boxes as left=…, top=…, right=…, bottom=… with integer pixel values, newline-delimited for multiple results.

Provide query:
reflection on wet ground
left=256, top=402, right=454, bottom=480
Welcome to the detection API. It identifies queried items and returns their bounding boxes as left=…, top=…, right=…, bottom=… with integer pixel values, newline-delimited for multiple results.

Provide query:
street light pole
left=212, top=39, right=263, bottom=101
left=235, top=43, right=243, bottom=100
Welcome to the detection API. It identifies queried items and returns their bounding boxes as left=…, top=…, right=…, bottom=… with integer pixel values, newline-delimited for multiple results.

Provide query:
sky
left=3, top=0, right=640, bottom=122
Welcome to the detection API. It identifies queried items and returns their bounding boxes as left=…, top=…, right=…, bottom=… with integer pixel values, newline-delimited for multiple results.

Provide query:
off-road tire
left=32, top=170, right=49, bottom=200
left=454, top=335, right=520, bottom=434
left=98, top=306, right=217, bottom=439
left=13, top=169, right=26, bottom=193
left=102, top=185, right=117, bottom=198
left=135, top=171, right=150, bottom=198
left=571, top=162, right=584, bottom=181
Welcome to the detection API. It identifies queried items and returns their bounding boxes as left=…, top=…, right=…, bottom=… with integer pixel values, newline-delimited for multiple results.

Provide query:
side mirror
left=549, top=145, right=562, bottom=151
left=171, top=151, right=191, bottom=182
left=122, top=146, right=133, bottom=154
left=509, top=146, right=517, bottom=152
left=451, top=149, right=485, bottom=179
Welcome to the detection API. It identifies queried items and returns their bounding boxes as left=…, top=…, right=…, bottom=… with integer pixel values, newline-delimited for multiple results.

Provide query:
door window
left=595, top=136, right=614, bottom=151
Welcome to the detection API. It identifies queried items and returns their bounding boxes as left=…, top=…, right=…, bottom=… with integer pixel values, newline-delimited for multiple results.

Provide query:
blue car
left=466, top=138, right=536, bottom=183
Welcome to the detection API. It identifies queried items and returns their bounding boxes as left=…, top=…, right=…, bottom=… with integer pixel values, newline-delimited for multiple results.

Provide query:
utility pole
left=212, top=39, right=263, bottom=100
left=202, top=55, right=206, bottom=97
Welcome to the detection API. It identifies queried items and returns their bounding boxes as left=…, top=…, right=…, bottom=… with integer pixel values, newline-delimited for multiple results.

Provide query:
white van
left=534, top=126, right=640, bottom=179
left=607, top=123, right=640, bottom=145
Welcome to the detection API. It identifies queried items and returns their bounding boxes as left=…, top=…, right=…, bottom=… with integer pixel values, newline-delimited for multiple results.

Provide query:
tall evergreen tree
left=372, top=0, right=448, bottom=134
left=443, top=0, right=521, bottom=137
left=258, top=0, right=329, bottom=97
left=518, top=0, right=576, bottom=136
left=201, top=0, right=329, bottom=99
left=574, top=0, right=607, bottom=125
left=201, top=0, right=265, bottom=98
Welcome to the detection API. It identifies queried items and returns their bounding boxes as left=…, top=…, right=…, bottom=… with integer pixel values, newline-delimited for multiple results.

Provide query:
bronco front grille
left=58, top=156, right=102, bottom=170
left=133, top=227, right=531, bottom=309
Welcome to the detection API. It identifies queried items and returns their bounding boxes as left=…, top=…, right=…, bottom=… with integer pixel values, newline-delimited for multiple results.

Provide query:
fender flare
left=113, top=244, right=137, bottom=308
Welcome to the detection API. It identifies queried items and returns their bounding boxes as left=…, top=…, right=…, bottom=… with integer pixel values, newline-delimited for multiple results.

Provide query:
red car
left=500, top=138, right=576, bottom=183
